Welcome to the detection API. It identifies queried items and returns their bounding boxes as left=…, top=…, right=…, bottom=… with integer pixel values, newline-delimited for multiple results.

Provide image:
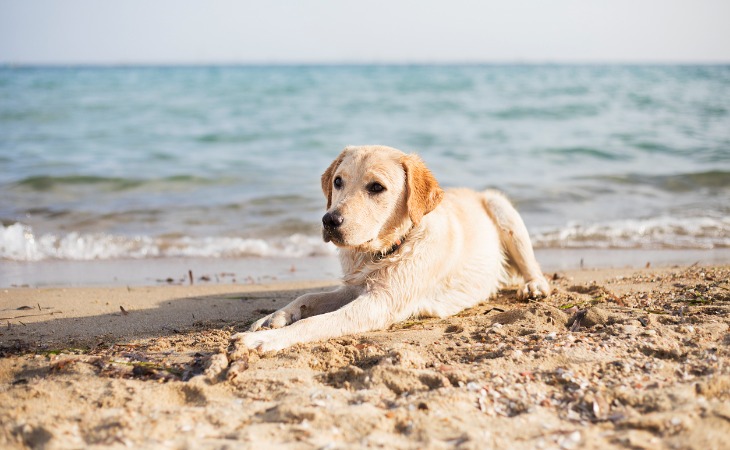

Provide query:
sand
left=1, top=264, right=729, bottom=449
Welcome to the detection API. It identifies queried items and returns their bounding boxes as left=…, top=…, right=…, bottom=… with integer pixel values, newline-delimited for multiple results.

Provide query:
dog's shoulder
left=433, top=187, right=487, bottom=216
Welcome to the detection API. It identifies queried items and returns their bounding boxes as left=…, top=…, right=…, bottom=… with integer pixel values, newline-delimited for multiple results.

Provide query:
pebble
left=559, top=431, right=582, bottom=449
left=466, top=381, right=482, bottom=392
left=545, top=332, right=557, bottom=341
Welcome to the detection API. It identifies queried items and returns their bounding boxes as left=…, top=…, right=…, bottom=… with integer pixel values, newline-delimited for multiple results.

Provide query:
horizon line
left=3, top=59, right=730, bottom=69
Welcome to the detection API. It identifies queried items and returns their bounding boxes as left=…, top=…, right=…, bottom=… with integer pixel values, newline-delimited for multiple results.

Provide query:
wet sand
left=3, top=248, right=730, bottom=288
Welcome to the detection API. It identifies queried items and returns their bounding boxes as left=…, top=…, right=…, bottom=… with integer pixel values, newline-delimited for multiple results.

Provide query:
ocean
left=1, top=65, right=729, bottom=283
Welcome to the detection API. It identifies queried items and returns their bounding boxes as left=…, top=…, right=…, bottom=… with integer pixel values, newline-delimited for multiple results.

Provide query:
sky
left=1, top=0, right=729, bottom=65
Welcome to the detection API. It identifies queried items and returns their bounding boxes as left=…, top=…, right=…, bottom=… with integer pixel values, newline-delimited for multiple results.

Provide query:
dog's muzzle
left=322, top=211, right=344, bottom=243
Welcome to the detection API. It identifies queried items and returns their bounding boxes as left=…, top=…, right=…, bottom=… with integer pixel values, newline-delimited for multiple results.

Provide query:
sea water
left=1, top=65, right=729, bottom=269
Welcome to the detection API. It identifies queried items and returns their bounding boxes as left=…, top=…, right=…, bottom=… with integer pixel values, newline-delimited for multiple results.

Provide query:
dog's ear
left=321, top=149, right=347, bottom=209
left=401, top=154, right=444, bottom=226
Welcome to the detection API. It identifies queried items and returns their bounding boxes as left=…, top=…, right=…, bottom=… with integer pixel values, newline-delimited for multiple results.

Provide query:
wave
left=195, top=132, right=262, bottom=143
left=0, top=223, right=334, bottom=262
left=532, top=216, right=730, bottom=250
left=492, top=103, right=601, bottom=120
left=11, top=174, right=222, bottom=192
left=591, top=170, right=730, bottom=193
left=3, top=214, right=729, bottom=262
left=544, top=147, right=627, bottom=161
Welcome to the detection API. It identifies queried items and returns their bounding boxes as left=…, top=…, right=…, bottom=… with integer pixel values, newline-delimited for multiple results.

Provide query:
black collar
left=374, top=235, right=407, bottom=261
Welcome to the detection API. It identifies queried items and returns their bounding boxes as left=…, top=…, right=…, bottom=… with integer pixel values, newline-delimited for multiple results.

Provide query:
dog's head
left=320, top=145, right=443, bottom=253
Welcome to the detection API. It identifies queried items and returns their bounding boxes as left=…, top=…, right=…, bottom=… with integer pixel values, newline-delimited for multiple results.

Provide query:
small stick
left=0, top=311, right=59, bottom=321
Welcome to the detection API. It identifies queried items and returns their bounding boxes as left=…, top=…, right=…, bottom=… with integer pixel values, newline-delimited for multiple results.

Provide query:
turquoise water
left=1, top=65, right=729, bottom=261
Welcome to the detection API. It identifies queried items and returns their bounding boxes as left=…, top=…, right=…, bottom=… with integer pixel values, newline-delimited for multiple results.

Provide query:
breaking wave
left=532, top=216, right=730, bottom=250
left=0, top=223, right=335, bottom=262
left=3, top=215, right=730, bottom=262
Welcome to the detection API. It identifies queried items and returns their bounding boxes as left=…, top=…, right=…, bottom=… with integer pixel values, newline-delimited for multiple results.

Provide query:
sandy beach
left=1, top=263, right=729, bottom=449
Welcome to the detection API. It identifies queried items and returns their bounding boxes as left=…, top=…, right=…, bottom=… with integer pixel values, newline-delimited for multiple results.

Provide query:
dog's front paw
left=250, top=309, right=300, bottom=331
left=517, top=277, right=551, bottom=300
left=231, top=329, right=290, bottom=353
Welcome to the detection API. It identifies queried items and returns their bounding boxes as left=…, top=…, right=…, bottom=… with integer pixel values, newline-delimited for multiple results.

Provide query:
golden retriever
left=232, top=145, right=550, bottom=352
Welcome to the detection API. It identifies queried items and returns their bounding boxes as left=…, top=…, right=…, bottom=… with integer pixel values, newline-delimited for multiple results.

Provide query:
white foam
left=3, top=216, right=729, bottom=262
left=531, top=215, right=730, bottom=249
left=0, top=223, right=335, bottom=262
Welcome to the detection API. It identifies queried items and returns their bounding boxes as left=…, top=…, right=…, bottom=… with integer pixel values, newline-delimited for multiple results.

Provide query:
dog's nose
left=322, top=211, right=344, bottom=228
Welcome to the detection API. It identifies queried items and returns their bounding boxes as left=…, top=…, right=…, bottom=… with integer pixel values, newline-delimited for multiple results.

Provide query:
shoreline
left=2, top=247, right=730, bottom=288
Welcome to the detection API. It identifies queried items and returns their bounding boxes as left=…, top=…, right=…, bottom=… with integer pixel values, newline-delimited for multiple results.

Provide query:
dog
left=232, top=145, right=550, bottom=352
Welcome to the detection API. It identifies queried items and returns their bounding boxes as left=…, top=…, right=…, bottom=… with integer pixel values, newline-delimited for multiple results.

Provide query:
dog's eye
left=367, top=182, right=385, bottom=194
left=334, top=176, right=343, bottom=189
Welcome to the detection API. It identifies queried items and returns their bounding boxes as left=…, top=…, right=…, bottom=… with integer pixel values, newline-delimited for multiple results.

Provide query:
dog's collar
left=374, top=231, right=410, bottom=261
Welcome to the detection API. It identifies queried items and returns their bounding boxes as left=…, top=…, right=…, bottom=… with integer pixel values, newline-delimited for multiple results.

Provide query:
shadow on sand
left=0, top=284, right=335, bottom=354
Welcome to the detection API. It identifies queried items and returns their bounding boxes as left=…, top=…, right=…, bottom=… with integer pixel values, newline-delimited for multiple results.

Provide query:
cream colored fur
left=232, top=145, right=550, bottom=352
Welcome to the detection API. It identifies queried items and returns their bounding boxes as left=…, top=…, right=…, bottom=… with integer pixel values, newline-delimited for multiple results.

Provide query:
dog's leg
left=482, top=190, right=550, bottom=299
left=233, top=291, right=403, bottom=352
left=249, top=285, right=361, bottom=331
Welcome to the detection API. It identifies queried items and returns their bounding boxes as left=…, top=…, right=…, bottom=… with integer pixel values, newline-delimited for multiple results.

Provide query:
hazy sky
left=1, top=0, right=729, bottom=64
